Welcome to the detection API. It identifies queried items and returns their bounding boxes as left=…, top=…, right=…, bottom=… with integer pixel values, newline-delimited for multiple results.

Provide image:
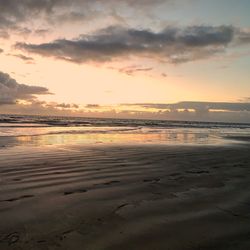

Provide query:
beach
left=0, top=140, right=250, bottom=249
left=1, top=0, right=250, bottom=248
left=0, top=116, right=250, bottom=249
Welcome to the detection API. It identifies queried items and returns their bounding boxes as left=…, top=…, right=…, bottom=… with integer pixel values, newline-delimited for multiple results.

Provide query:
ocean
left=0, top=114, right=250, bottom=147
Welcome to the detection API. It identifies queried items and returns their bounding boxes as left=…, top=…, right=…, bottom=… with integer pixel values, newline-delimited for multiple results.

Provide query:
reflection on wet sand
left=13, top=130, right=224, bottom=147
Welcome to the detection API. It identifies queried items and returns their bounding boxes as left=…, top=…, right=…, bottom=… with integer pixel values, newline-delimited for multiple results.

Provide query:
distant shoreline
left=1, top=113, right=250, bottom=126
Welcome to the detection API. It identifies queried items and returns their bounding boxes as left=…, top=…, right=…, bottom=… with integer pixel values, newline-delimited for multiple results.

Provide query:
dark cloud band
left=0, top=71, right=50, bottom=105
left=15, top=25, right=249, bottom=64
left=0, top=0, right=167, bottom=31
left=134, top=101, right=250, bottom=112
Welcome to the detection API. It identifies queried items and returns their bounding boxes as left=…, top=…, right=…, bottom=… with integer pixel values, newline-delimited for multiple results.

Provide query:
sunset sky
left=0, top=0, right=250, bottom=122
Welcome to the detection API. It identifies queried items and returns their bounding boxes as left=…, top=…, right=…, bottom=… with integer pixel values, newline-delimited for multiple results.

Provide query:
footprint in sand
left=4, top=232, right=20, bottom=245
left=0, top=195, right=34, bottom=203
left=64, top=189, right=87, bottom=196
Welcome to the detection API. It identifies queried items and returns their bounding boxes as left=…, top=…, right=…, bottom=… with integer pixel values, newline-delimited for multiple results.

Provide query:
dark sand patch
left=0, top=143, right=250, bottom=249
left=64, top=189, right=87, bottom=196
left=0, top=195, right=34, bottom=203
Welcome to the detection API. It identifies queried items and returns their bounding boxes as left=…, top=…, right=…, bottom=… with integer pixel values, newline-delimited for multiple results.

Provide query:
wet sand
left=0, top=141, right=250, bottom=249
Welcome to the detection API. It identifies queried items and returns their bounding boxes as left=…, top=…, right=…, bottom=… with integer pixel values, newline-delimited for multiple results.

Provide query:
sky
left=0, top=0, right=250, bottom=122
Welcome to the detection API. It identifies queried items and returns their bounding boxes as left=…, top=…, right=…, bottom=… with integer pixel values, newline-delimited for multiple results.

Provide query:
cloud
left=85, top=104, right=101, bottom=108
left=0, top=71, right=51, bottom=105
left=120, top=67, right=153, bottom=76
left=0, top=0, right=168, bottom=32
left=110, top=65, right=153, bottom=76
left=173, top=101, right=250, bottom=112
left=55, top=11, right=88, bottom=24
left=119, top=101, right=250, bottom=122
left=15, top=25, right=250, bottom=64
left=134, top=101, right=250, bottom=112
left=2, top=100, right=250, bottom=123
left=236, top=29, right=250, bottom=44
left=34, top=29, right=50, bottom=36
left=55, top=103, right=79, bottom=109
left=9, top=53, right=34, bottom=63
left=0, top=0, right=58, bottom=29
left=16, top=27, right=32, bottom=36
